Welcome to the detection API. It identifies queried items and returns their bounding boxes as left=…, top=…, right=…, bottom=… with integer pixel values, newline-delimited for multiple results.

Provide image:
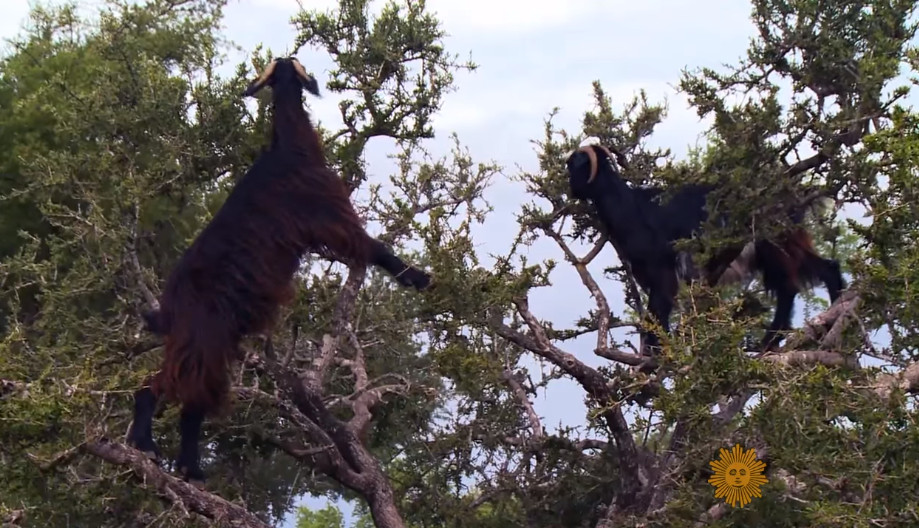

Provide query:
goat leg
left=761, top=286, right=797, bottom=352
left=175, top=405, right=206, bottom=487
left=369, top=239, right=431, bottom=291
left=642, top=269, right=678, bottom=361
left=126, top=384, right=162, bottom=461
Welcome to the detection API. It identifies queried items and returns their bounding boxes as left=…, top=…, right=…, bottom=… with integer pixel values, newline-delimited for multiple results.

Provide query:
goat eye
left=569, top=156, right=588, bottom=171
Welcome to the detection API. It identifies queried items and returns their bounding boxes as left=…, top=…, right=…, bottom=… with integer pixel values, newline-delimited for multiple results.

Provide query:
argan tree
left=1, top=0, right=482, bottom=526
left=5, top=0, right=919, bottom=527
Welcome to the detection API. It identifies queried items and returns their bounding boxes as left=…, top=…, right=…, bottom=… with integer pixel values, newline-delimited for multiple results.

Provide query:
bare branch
left=306, top=334, right=339, bottom=391
left=579, top=235, right=609, bottom=265
left=257, top=434, right=338, bottom=475
left=762, top=349, right=859, bottom=368
left=784, top=290, right=860, bottom=349
left=594, top=347, right=644, bottom=366
left=306, top=266, right=367, bottom=391
left=540, top=226, right=612, bottom=352
left=873, top=361, right=919, bottom=401
left=490, top=303, right=644, bottom=509
left=502, top=369, right=544, bottom=438
left=27, top=443, right=85, bottom=471
left=349, top=383, right=410, bottom=437
left=125, top=202, right=159, bottom=311
left=83, top=439, right=270, bottom=528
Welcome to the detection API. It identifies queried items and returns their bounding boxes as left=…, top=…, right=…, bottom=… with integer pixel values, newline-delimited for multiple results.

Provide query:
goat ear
left=301, top=75, right=321, bottom=97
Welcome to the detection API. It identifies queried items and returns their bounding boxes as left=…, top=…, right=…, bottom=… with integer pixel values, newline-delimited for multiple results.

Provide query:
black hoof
left=760, top=333, right=784, bottom=353
left=177, top=463, right=206, bottom=487
left=126, top=430, right=161, bottom=461
left=399, top=267, right=432, bottom=291
left=637, top=356, right=659, bottom=374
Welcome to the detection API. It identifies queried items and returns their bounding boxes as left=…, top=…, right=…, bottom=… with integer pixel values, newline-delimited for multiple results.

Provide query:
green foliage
left=4, top=0, right=919, bottom=526
left=293, top=0, right=477, bottom=190
left=296, top=503, right=346, bottom=528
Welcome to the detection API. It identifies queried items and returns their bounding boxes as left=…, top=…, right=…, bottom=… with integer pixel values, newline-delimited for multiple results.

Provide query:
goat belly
left=675, top=252, right=700, bottom=282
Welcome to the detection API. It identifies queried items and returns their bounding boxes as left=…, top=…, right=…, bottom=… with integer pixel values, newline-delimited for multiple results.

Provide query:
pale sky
left=1, top=0, right=877, bottom=525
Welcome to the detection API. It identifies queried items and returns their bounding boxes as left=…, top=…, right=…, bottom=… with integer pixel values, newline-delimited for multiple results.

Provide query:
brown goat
left=126, top=57, right=431, bottom=484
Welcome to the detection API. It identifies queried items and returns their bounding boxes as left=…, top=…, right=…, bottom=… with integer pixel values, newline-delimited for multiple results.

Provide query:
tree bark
left=83, top=439, right=270, bottom=528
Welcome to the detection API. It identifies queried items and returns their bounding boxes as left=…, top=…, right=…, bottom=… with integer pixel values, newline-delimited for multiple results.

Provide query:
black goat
left=126, top=57, right=431, bottom=485
left=566, top=144, right=845, bottom=354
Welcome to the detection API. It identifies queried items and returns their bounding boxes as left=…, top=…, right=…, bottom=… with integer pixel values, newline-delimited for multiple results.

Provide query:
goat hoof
left=177, top=464, right=206, bottom=487
left=638, top=357, right=659, bottom=374
left=760, top=336, right=783, bottom=353
left=126, top=435, right=161, bottom=462
left=400, top=267, right=432, bottom=291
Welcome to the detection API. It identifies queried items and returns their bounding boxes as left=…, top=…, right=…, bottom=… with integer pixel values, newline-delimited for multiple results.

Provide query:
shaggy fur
left=566, top=144, right=844, bottom=354
left=127, top=57, right=431, bottom=483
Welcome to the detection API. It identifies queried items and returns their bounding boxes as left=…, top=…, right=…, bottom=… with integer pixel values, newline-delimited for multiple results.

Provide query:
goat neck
left=589, top=170, right=650, bottom=241
left=269, top=83, right=326, bottom=161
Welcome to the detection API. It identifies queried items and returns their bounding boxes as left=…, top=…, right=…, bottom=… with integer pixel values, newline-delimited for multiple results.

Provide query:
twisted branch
left=83, top=439, right=269, bottom=528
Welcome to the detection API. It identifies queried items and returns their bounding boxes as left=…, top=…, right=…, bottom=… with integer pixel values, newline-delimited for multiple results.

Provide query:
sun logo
left=708, top=443, right=767, bottom=508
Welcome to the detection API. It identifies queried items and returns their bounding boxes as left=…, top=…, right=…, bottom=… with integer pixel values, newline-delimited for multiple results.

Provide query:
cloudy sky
left=1, top=0, right=869, bottom=524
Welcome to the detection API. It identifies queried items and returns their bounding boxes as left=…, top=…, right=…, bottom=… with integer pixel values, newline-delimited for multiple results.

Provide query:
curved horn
left=577, top=146, right=599, bottom=184
left=595, top=145, right=615, bottom=166
left=290, top=58, right=313, bottom=82
left=242, top=59, right=279, bottom=97
left=290, top=57, right=320, bottom=96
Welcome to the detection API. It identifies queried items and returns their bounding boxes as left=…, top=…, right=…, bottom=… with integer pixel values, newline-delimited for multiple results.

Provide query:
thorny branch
left=305, top=266, right=367, bottom=391
left=1, top=510, right=24, bottom=528
left=83, top=439, right=270, bottom=528
left=501, top=368, right=545, bottom=438
left=540, top=226, right=613, bottom=354
left=494, top=297, right=645, bottom=509
left=540, top=224, right=644, bottom=364
left=125, top=202, right=159, bottom=312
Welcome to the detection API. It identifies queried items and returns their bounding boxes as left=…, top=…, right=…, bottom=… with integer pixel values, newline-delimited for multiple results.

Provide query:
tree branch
left=873, top=361, right=919, bottom=401
left=494, top=300, right=645, bottom=510
left=125, top=202, right=159, bottom=311
left=265, top=358, right=407, bottom=528
left=762, top=349, right=859, bottom=368
left=541, top=227, right=612, bottom=353
left=502, top=368, right=544, bottom=438
left=83, top=439, right=269, bottom=528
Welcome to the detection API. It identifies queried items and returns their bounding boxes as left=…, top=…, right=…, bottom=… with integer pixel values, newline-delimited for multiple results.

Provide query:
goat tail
left=151, top=312, right=236, bottom=415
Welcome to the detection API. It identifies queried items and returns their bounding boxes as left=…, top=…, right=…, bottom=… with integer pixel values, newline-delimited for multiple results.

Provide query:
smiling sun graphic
left=708, top=443, right=768, bottom=508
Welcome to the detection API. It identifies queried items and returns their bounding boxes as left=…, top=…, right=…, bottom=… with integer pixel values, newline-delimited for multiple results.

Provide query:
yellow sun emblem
left=708, top=443, right=768, bottom=508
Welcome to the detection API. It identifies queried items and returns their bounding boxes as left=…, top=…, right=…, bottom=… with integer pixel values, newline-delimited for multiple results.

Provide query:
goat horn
left=290, top=58, right=311, bottom=79
left=596, top=145, right=615, bottom=166
left=254, top=59, right=278, bottom=84
left=290, top=58, right=315, bottom=82
left=243, top=59, right=279, bottom=96
left=577, top=146, right=599, bottom=184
